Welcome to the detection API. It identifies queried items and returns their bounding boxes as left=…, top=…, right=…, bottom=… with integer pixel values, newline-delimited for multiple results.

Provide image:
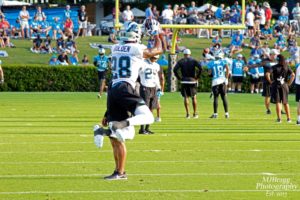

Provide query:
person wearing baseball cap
left=261, top=49, right=280, bottom=114
left=173, top=49, right=202, bottom=119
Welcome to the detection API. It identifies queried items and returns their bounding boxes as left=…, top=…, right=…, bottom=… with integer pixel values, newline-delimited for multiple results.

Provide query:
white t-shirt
left=292, top=7, right=300, bottom=18
left=111, top=43, right=147, bottom=88
left=296, top=65, right=300, bottom=85
left=246, top=12, right=255, bottom=26
left=260, top=8, right=266, bottom=25
left=162, top=9, right=173, bottom=20
left=19, top=10, right=29, bottom=22
left=280, top=6, right=289, bottom=16
left=123, top=10, right=134, bottom=21
left=139, top=59, right=161, bottom=88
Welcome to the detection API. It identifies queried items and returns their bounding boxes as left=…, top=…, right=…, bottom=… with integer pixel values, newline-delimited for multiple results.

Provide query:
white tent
left=197, top=4, right=218, bottom=13
left=131, top=7, right=145, bottom=18
left=1, top=0, right=31, bottom=6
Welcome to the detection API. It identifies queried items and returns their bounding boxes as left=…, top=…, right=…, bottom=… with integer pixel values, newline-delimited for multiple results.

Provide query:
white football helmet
left=98, top=48, right=105, bottom=54
left=120, top=22, right=142, bottom=43
left=142, top=18, right=160, bottom=36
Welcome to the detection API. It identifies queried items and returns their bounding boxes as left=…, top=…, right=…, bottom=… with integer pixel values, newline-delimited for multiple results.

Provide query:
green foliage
left=0, top=65, right=99, bottom=92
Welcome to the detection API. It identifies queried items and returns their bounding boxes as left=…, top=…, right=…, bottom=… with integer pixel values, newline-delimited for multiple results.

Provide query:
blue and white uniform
left=207, top=59, right=227, bottom=87
left=94, top=55, right=109, bottom=72
left=232, top=59, right=246, bottom=77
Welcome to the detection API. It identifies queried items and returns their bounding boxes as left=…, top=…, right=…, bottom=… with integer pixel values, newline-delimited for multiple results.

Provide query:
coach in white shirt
left=122, top=5, right=134, bottom=22
left=162, top=4, right=174, bottom=24
left=19, top=6, right=30, bottom=38
left=246, top=8, right=255, bottom=37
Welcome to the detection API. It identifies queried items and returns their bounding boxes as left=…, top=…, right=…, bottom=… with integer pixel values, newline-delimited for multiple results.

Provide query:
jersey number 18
left=112, top=56, right=131, bottom=79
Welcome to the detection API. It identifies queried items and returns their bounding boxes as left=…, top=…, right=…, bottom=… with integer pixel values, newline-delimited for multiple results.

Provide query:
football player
left=207, top=52, right=229, bottom=119
left=138, top=54, right=163, bottom=134
left=93, top=47, right=110, bottom=98
left=100, top=21, right=162, bottom=180
left=231, top=54, right=247, bottom=93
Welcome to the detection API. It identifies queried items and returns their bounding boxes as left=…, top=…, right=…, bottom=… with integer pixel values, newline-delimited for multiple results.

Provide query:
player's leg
left=211, top=85, right=219, bottom=118
left=220, top=84, right=229, bottom=118
left=237, top=82, right=242, bottom=93
left=297, top=101, right=300, bottom=125
left=184, top=97, right=190, bottom=119
left=275, top=102, right=282, bottom=122
left=192, top=95, right=198, bottom=118
left=265, top=97, right=271, bottom=113
left=115, top=140, right=127, bottom=175
left=250, top=83, right=255, bottom=94
left=99, top=79, right=106, bottom=96
left=155, top=101, right=161, bottom=122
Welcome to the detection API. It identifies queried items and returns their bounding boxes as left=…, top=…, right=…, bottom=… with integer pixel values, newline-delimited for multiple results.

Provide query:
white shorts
left=20, top=21, right=29, bottom=29
left=79, top=21, right=87, bottom=29
left=110, top=125, right=135, bottom=141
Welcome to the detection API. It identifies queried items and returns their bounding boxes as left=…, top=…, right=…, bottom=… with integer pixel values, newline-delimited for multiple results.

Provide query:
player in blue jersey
left=207, top=52, right=229, bottom=119
left=248, top=54, right=261, bottom=94
left=231, top=54, right=247, bottom=93
left=94, top=47, right=110, bottom=98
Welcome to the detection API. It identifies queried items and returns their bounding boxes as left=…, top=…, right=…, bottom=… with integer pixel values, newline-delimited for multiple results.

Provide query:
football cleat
left=155, top=117, right=162, bottom=122
left=186, top=114, right=190, bottom=119
left=193, top=113, right=199, bottom=119
left=210, top=114, right=218, bottom=119
left=266, top=110, right=271, bottom=115
left=276, top=119, right=282, bottom=123
left=297, top=121, right=300, bottom=125
left=104, top=171, right=127, bottom=181
left=109, top=121, right=128, bottom=132
left=225, top=113, right=229, bottom=119
left=145, top=129, right=155, bottom=134
left=287, top=118, right=292, bottom=123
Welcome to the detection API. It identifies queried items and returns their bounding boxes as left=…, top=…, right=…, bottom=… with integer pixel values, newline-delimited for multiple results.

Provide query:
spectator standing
left=280, top=2, right=289, bottom=23
left=254, top=5, right=261, bottom=33
left=259, top=5, right=266, bottom=30
left=161, top=5, right=173, bottom=24
left=34, top=6, right=46, bottom=22
left=122, top=5, right=134, bottom=23
left=264, top=2, right=272, bottom=26
left=77, top=5, right=88, bottom=38
left=64, top=5, right=72, bottom=21
left=145, top=3, right=153, bottom=19
left=152, top=6, right=160, bottom=20
left=187, top=1, right=198, bottom=24
left=231, top=1, right=241, bottom=13
left=215, top=4, right=224, bottom=23
left=292, top=3, right=300, bottom=31
left=246, top=8, right=255, bottom=38
left=19, top=6, right=30, bottom=38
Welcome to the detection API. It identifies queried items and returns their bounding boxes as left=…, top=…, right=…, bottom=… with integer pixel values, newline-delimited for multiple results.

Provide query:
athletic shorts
left=79, top=21, right=87, bottom=29
left=140, top=86, right=158, bottom=110
left=262, top=82, right=271, bottom=97
left=296, top=84, right=300, bottom=102
left=20, top=21, right=29, bottom=29
left=248, top=26, right=254, bottom=30
left=181, top=83, right=197, bottom=98
left=250, top=76, right=260, bottom=84
left=232, top=76, right=243, bottom=83
left=107, top=82, right=145, bottom=122
left=271, top=83, right=289, bottom=104
left=212, top=83, right=227, bottom=97
left=97, top=71, right=106, bottom=80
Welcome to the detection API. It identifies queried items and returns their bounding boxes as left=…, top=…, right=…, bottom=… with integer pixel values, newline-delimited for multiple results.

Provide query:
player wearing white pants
left=94, top=22, right=162, bottom=180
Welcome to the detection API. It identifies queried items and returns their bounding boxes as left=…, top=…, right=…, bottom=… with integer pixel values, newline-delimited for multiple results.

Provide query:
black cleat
left=266, top=110, right=271, bottom=115
left=94, top=126, right=111, bottom=136
left=297, top=121, right=300, bottom=125
left=276, top=118, right=282, bottom=123
left=210, top=114, right=218, bottom=119
left=145, top=129, right=155, bottom=134
left=139, top=130, right=150, bottom=135
left=104, top=171, right=127, bottom=180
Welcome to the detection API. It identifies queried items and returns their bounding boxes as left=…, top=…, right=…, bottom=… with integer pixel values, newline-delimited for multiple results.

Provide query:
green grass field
left=0, top=92, right=299, bottom=199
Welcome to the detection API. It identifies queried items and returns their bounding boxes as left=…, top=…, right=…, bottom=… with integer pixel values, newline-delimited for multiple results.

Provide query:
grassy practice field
left=0, top=92, right=299, bottom=199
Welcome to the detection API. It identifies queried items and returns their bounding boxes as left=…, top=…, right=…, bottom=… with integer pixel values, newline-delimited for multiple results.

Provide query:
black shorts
left=232, top=76, right=243, bottom=83
left=250, top=76, right=260, bottom=84
left=248, top=26, right=254, bottom=30
left=262, top=82, right=271, bottom=97
left=181, top=83, right=197, bottom=97
left=107, top=82, right=145, bottom=122
left=212, top=83, right=227, bottom=97
left=97, top=71, right=106, bottom=80
left=296, top=84, right=300, bottom=102
left=271, top=83, right=289, bottom=104
left=140, top=86, right=158, bottom=110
